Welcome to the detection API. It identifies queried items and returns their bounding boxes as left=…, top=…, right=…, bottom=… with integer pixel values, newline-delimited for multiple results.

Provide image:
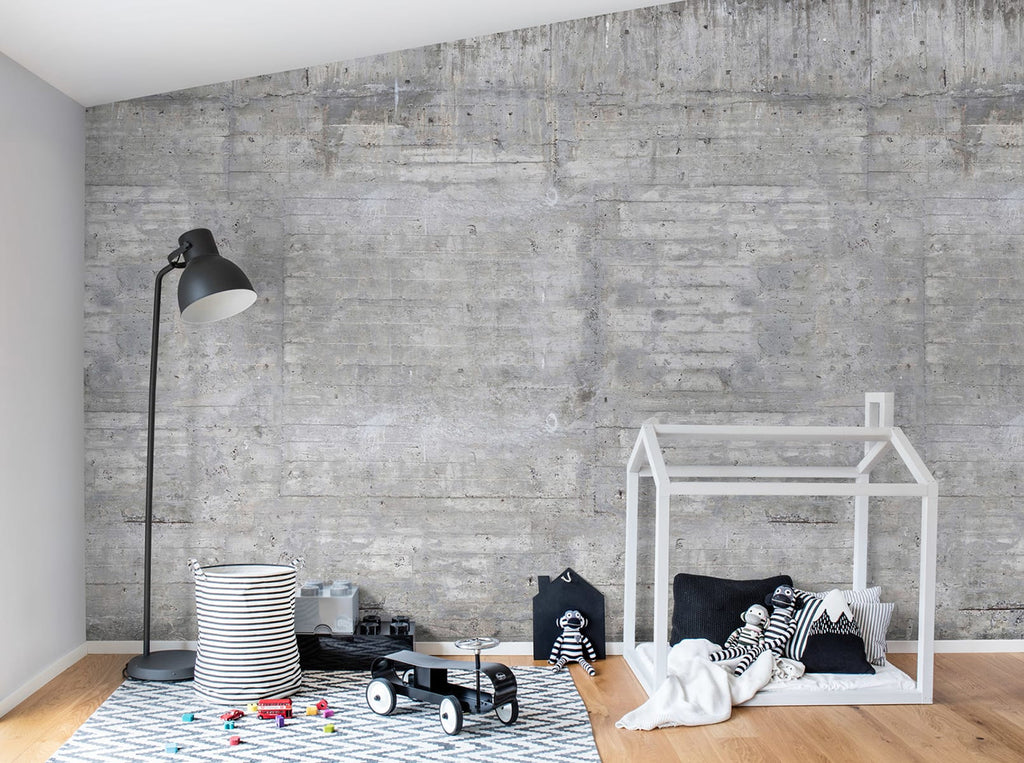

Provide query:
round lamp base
left=126, top=649, right=196, bottom=681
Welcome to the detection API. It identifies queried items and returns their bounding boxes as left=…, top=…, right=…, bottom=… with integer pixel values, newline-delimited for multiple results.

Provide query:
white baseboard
left=0, top=643, right=88, bottom=719
left=417, top=641, right=533, bottom=656
left=88, top=640, right=196, bottom=654
left=886, top=639, right=1024, bottom=653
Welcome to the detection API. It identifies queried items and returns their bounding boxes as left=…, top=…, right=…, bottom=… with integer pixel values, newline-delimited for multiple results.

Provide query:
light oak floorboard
left=0, top=654, right=127, bottom=763
left=2, top=653, right=1022, bottom=762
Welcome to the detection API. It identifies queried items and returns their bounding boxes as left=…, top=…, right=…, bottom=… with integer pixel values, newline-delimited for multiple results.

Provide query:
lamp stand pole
left=125, top=253, right=195, bottom=681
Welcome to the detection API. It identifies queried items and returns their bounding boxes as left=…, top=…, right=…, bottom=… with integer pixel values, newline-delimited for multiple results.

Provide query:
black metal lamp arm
left=140, top=253, right=187, bottom=655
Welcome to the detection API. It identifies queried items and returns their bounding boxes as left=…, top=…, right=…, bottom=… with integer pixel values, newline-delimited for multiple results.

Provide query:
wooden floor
left=2, top=652, right=1023, bottom=762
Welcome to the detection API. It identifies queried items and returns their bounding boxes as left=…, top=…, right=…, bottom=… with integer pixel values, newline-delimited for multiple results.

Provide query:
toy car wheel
left=366, top=678, right=397, bottom=715
left=438, top=695, right=463, bottom=735
left=495, top=699, right=519, bottom=725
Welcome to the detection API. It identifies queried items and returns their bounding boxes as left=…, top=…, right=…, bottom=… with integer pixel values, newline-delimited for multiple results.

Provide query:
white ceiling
left=0, top=0, right=655, bottom=107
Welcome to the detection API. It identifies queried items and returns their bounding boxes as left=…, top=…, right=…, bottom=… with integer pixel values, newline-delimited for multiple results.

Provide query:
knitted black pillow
left=670, top=573, right=793, bottom=647
left=800, top=633, right=876, bottom=674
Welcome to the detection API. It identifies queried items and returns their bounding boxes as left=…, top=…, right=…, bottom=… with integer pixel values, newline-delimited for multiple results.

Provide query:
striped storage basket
left=190, top=560, right=302, bottom=702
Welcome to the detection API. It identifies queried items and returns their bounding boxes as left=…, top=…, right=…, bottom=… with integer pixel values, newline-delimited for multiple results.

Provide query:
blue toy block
left=181, top=713, right=194, bottom=722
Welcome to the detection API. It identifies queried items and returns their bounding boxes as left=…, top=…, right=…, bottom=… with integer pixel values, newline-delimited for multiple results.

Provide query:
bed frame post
left=854, top=393, right=893, bottom=589
left=637, top=421, right=673, bottom=692
left=624, top=426, right=648, bottom=675
left=624, top=468, right=639, bottom=657
left=652, top=483, right=670, bottom=690
left=918, top=482, right=938, bottom=702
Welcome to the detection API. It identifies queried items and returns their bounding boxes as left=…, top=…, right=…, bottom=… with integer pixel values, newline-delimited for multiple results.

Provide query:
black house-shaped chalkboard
left=532, top=568, right=606, bottom=661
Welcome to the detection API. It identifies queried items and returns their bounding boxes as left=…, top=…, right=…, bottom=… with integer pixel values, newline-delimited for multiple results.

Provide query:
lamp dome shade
left=176, top=228, right=257, bottom=324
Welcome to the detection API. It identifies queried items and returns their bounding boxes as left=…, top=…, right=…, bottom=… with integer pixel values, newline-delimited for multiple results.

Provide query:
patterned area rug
left=49, top=667, right=599, bottom=762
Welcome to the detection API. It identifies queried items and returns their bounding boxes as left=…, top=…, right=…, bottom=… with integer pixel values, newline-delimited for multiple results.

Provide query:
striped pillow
left=784, top=596, right=823, bottom=660
left=850, top=601, right=895, bottom=665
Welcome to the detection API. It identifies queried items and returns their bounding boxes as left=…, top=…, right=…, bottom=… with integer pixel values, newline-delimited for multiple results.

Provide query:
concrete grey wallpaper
left=85, top=1, right=1023, bottom=645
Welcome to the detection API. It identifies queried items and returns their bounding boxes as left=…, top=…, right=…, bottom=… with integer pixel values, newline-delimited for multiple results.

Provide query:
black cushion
left=801, top=633, right=876, bottom=674
left=670, top=573, right=793, bottom=647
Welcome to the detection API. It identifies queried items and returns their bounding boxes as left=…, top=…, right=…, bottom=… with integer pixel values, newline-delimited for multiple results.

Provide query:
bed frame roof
left=627, top=392, right=936, bottom=495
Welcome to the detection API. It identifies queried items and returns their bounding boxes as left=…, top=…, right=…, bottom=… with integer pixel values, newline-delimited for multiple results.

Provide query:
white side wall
left=0, top=53, right=85, bottom=715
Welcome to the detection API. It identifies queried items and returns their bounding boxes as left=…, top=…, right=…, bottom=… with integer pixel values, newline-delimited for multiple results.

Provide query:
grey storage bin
left=295, top=579, right=360, bottom=635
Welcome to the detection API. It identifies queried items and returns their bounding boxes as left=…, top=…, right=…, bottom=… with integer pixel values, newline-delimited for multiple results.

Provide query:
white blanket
left=615, top=640, right=776, bottom=729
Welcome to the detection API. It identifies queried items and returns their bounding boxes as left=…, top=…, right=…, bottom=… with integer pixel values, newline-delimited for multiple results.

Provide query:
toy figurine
left=548, top=609, right=598, bottom=676
left=708, top=603, right=769, bottom=676
left=761, top=585, right=799, bottom=657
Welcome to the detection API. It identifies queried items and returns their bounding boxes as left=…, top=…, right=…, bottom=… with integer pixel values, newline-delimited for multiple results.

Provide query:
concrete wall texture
left=85, top=0, right=1024, bottom=644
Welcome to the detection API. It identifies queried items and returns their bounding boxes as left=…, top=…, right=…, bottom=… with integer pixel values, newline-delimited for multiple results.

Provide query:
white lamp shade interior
left=180, top=288, right=258, bottom=324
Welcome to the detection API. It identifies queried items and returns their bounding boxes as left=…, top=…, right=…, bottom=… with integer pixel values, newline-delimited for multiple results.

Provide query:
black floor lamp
left=125, top=228, right=257, bottom=682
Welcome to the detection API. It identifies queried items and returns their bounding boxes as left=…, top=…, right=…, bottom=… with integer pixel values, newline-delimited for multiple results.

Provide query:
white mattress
left=758, top=659, right=915, bottom=694
left=635, top=642, right=916, bottom=696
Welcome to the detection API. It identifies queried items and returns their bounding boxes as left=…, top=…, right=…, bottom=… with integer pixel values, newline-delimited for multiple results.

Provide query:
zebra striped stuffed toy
left=549, top=609, right=598, bottom=676
left=708, top=603, right=769, bottom=676
left=761, top=584, right=799, bottom=657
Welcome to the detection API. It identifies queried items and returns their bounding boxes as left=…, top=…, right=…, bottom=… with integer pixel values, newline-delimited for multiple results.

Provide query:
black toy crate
left=298, top=619, right=415, bottom=670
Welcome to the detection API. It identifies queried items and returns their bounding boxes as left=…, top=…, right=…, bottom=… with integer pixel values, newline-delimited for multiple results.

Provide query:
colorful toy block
left=228, top=735, right=241, bottom=746
left=164, top=743, right=179, bottom=753
left=275, top=715, right=286, bottom=728
left=247, top=703, right=259, bottom=713
left=181, top=713, right=194, bottom=722
left=323, top=709, right=334, bottom=719
left=305, top=705, right=318, bottom=716
left=316, top=699, right=329, bottom=711
left=323, top=723, right=335, bottom=733
left=223, top=721, right=235, bottom=730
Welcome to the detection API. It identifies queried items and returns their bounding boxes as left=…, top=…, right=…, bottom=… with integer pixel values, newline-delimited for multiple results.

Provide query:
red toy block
left=228, top=735, right=241, bottom=746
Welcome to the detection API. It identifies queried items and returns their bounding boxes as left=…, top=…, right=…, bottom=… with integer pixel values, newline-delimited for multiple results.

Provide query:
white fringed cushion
left=192, top=563, right=302, bottom=702
left=813, top=586, right=881, bottom=605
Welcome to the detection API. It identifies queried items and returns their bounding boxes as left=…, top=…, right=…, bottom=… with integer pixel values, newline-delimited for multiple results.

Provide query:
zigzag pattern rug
left=49, top=667, right=599, bottom=762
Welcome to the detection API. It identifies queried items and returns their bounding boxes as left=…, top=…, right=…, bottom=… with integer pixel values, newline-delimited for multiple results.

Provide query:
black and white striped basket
left=190, top=559, right=303, bottom=702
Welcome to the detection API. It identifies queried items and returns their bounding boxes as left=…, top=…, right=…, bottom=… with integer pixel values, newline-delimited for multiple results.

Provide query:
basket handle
left=188, top=558, right=206, bottom=580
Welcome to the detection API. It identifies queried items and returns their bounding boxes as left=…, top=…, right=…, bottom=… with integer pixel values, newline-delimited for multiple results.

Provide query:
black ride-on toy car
left=365, top=642, right=518, bottom=735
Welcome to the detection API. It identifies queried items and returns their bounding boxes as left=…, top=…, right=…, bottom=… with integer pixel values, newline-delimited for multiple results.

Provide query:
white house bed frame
left=623, top=392, right=938, bottom=705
